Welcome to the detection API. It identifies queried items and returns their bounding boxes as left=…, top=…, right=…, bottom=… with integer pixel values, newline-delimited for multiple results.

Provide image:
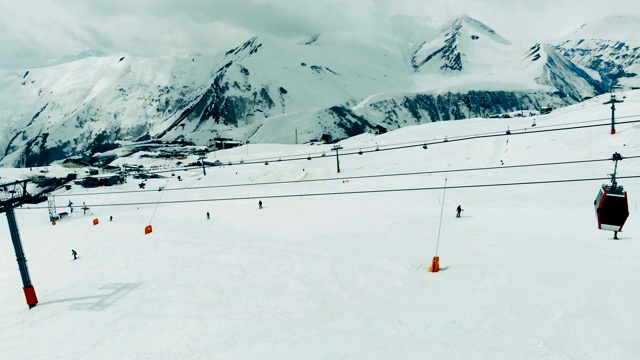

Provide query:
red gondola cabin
left=594, top=184, right=629, bottom=231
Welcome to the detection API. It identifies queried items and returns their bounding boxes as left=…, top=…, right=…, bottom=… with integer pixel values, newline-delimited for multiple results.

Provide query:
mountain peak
left=411, top=15, right=511, bottom=72
left=453, top=15, right=511, bottom=45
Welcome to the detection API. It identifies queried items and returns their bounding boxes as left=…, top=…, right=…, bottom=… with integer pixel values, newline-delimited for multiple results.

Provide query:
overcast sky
left=1, top=0, right=639, bottom=69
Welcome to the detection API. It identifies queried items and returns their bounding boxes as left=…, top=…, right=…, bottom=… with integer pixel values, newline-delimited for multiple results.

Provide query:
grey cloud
left=1, top=0, right=639, bottom=69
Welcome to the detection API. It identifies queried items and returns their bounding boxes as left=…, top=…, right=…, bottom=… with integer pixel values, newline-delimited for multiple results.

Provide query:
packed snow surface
left=1, top=91, right=640, bottom=359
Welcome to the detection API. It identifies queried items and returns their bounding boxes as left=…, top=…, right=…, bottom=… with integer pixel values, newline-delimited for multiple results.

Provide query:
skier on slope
left=456, top=205, right=463, bottom=218
left=71, top=249, right=78, bottom=260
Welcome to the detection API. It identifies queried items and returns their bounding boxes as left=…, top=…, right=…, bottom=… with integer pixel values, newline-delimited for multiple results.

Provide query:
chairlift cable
left=148, top=179, right=170, bottom=225
left=52, top=155, right=640, bottom=198
left=65, top=114, right=640, bottom=181
left=23, top=174, right=640, bottom=210
left=130, top=115, right=640, bottom=175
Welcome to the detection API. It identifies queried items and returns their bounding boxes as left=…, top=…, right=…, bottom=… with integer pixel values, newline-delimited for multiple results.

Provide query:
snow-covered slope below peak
left=537, top=44, right=604, bottom=100
left=555, top=38, right=640, bottom=90
left=407, top=41, right=602, bottom=99
left=0, top=52, right=223, bottom=166
left=152, top=34, right=413, bottom=138
left=227, top=33, right=411, bottom=100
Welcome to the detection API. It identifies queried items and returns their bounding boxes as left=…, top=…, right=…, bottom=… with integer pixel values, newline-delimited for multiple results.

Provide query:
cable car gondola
left=594, top=153, right=629, bottom=232
left=595, top=184, right=628, bottom=231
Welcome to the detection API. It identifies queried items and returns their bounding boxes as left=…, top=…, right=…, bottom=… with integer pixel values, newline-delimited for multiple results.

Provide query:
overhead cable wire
left=52, top=155, right=640, bottom=198
left=53, top=112, right=640, bottom=184
left=23, top=174, right=640, bottom=210
left=97, top=115, right=640, bottom=178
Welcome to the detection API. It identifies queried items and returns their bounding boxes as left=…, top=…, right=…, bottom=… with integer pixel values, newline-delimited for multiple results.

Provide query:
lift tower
left=604, top=93, right=624, bottom=135
left=1, top=180, right=48, bottom=309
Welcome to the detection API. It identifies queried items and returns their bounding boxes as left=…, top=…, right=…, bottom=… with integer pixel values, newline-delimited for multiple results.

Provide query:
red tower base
left=429, top=256, right=440, bottom=273
left=23, top=286, right=38, bottom=309
left=429, top=256, right=440, bottom=272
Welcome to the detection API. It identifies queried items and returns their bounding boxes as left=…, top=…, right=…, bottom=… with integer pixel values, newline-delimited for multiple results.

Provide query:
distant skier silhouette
left=456, top=205, right=463, bottom=218
left=71, top=249, right=78, bottom=260
left=206, top=212, right=210, bottom=220
left=259, top=200, right=263, bottom=209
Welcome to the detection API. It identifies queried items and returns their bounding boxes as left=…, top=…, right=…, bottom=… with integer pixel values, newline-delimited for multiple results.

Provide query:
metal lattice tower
left=48, top=195, right=59, bottom=222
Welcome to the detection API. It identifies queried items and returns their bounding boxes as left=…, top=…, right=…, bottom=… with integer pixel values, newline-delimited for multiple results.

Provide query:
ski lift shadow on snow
left=38, top=282, right=142, bottom=311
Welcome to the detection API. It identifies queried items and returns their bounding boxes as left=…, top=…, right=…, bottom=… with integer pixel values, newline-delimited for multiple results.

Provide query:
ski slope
left=1, top=91, right=640, bottom=359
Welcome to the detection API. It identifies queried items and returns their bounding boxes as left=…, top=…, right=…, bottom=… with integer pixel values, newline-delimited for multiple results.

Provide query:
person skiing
left=109, top=215, right=113, bottom=221
left=206, top=212, right=210, bottom=220
left=258, top=200, right=263, bottom=209
left=456, top=205, right=463, bottom=218
left=71, top=249, right=78, bottom=260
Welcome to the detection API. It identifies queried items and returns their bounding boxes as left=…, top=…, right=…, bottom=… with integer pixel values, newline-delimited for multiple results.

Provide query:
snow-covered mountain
left=555, top=14, right=640, bottom=90
left=0, top=15, right=623, bottom=167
